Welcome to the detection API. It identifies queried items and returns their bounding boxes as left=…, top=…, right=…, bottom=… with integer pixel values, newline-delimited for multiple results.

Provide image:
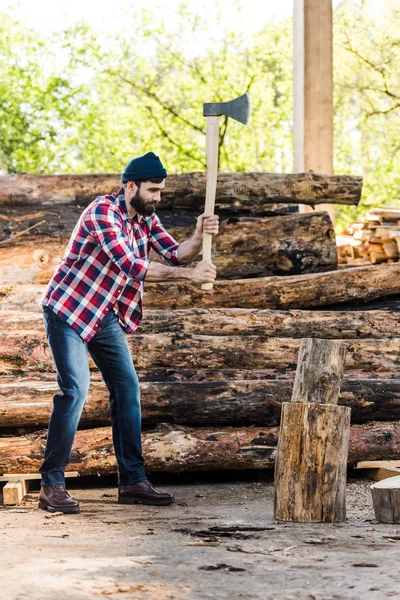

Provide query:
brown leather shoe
left=38, top=485, right=80, bottom=514
left=118, top=480, right=175, bottom=506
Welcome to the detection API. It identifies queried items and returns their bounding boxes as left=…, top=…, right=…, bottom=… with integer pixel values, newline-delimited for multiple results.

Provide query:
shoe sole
left=118, top=497, right=175, bottom=506
left=38, top=501, right=80, bottom=514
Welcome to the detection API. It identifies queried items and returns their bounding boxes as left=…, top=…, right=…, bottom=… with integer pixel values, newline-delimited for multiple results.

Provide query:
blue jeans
left=40, top=306, right=146, bottom=487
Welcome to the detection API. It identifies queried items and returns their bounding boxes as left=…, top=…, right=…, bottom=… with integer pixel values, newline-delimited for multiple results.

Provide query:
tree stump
left=274, top=338, right=350, bottom=522
left=371, top=475, right=400, bottom=523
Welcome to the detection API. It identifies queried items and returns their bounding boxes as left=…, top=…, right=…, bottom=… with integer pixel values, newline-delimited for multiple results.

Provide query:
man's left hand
left=196, top=214, right=219, bottom=237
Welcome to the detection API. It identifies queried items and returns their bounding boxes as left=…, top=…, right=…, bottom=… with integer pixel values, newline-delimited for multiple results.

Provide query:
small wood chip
left=352, top=562, right=378, bottom=568
left=184, top=541, right=221, bottom=547
left=44, top=512, right=64, bottom=518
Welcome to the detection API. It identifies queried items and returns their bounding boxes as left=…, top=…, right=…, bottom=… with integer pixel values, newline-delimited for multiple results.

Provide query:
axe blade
left=203, top=93, right=250, bottom=125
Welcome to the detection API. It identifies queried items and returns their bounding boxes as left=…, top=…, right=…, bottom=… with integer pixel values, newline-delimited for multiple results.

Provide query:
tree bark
left=0, top=172, right=362, bottom=208
left=0, top=331, right=399, bottom=375
left=2, top=263, right=400, bottom=311
left=0, top=212, right=338, bottom=284
left=0, top=420, right=399, bottom=476
left=2, top=307, right=400, bottom=339
left=1, top=376, right=400, bottom=429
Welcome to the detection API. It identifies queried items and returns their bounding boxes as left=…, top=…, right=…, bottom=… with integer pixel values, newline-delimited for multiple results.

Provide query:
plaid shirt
left=41, top=187, right=181, bottom=342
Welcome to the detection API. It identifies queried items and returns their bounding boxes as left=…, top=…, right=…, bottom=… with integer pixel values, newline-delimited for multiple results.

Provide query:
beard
left=129, top=189, right=156, bottom=217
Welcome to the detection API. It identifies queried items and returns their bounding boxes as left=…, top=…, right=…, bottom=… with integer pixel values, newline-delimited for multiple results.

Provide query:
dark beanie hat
left=121, top=152, right=167, bottom=182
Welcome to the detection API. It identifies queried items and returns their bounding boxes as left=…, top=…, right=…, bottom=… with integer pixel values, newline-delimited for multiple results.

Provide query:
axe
left=201, top=93, right=250, bottom=290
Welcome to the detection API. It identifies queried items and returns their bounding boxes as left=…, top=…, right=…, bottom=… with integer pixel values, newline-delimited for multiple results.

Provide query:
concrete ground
left=1, top=473, right=400, bottom=600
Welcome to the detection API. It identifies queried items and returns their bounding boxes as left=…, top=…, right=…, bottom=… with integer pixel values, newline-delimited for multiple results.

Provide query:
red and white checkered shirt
left=41, top=187, right=181, bottom=342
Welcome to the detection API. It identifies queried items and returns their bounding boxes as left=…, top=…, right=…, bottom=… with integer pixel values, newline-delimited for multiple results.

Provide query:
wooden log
left=291, top=338, right=347, bottom=404
left=2, top=263, right=400, bottom=311
left=143, top=264, right=400, bottom=309
left=0, top=207, right=296, bottom=243
left=274, top=338, right=349, bottom=522
left=1, top=376, right=400, bottom=429
left=0, top=172, right=362, bottom=209
left=371, top=476, right=400, bottom=523
left=3, top=306, right=400, bottom=339
left=1, top=420, right=400, bottom=476
left=274, top=402, right=351, bottom=522
left=0, top=425, right=278, bottom=475
left=0, top=212, right=338, bottom=283
left=0, top=330, right=399, bottom=374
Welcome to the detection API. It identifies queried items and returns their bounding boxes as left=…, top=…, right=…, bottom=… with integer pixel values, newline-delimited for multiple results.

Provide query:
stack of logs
left=1, top=171, right=400, bottom=478
left=338, top=206, right=400, bottom=266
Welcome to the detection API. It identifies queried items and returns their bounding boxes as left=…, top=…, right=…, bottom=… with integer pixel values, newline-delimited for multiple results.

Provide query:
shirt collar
left=115, top=187, right=144, bottom=224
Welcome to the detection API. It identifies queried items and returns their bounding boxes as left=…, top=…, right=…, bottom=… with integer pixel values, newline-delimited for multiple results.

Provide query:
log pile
left=1, top=169, right=399, bottom=478
left=338, top=207, right=400, bottom=266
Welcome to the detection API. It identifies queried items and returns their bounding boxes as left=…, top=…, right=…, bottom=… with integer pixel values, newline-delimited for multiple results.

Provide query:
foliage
left=0, top=15, right=84, bottom=173
left=334, top=1, right=400, bottom=231
left=68, top=8, right=294, bottom=174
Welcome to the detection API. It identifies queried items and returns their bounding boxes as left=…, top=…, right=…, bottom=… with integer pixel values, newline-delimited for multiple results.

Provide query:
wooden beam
left=293, top=0, right=335, bottom=222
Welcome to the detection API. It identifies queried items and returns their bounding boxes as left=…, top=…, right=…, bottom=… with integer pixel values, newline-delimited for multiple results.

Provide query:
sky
left=0, top=0, right=390, bottom=38
left=1, top=0, right=294, bottom=34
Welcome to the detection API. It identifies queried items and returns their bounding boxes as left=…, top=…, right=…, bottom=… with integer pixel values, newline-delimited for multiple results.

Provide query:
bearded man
left=39, top=152, right=218, bottom=513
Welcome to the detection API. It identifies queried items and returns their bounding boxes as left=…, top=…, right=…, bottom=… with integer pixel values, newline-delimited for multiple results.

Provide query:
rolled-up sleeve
left=84, top=202, right=150, bottom=281
left=149, top=214, right=182, bottom=266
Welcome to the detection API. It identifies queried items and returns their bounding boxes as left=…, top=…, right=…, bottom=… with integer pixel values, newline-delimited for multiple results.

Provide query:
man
left=39, top=152, right=218, bottom=514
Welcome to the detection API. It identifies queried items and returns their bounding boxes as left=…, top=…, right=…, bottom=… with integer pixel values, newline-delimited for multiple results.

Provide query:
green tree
left=334, top=1, right=400, bottom=230
left=69, top=6, right=294, bottom=175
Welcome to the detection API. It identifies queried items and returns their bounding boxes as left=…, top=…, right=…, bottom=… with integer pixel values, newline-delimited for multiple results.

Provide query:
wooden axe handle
left=201, top=115, right=219, bottom=291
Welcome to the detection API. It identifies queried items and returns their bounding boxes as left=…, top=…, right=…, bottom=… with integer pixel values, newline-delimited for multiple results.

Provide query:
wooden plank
left=0, top=471, right=79, bottom=481
left=355, top=460, right=400, bottom=482
left=356, top=460, right=400, bottom=469
left=366, top=467, right=400, bottom=481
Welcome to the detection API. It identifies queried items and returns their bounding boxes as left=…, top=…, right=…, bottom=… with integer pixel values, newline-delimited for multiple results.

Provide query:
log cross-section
left=274, top=338, right=350, bottom=522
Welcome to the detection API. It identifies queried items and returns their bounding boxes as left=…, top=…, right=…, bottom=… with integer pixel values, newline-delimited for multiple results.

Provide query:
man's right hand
left=190, top=259, right=217, bottom=284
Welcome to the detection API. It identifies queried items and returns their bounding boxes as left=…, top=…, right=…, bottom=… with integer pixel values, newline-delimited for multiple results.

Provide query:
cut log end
left=371, top=475, right=400, bottom=523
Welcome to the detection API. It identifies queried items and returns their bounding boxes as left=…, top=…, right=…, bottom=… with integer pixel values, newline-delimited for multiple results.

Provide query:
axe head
left=203, top=93, right=250, bottom=125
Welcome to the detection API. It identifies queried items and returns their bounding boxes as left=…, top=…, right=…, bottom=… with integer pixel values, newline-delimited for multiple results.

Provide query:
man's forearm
left=176, top=232, right=203, bottom=264
left=145, top=261, right=193, bottom=282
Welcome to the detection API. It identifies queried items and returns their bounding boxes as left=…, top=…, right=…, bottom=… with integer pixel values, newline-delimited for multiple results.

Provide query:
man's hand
left=190, top=259, right=217, bottom=284
left=195, top=214, right=219, bottom=237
